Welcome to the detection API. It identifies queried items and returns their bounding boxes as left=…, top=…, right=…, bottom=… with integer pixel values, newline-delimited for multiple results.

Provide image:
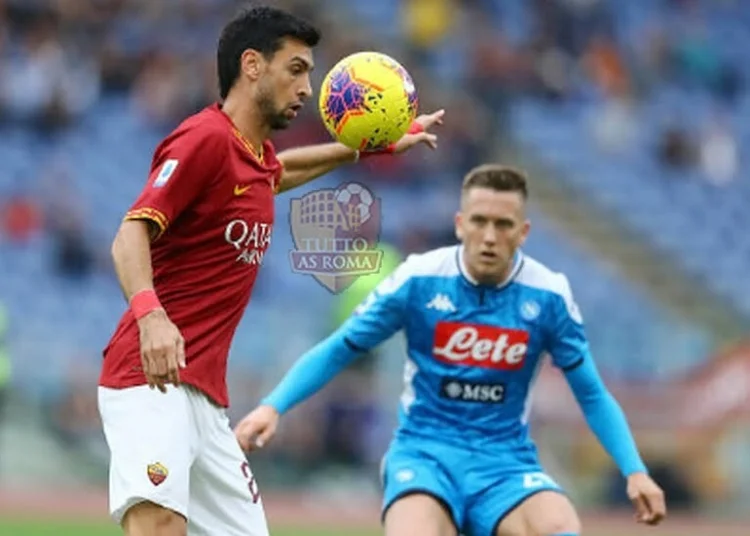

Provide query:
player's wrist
left=624, top=465, right=649, bottom=479
left=264, top=404, right=281, bottom=417
left=358, top=120, right=424, bottom=161
left=407, top=121, right=425, bottom=135
left=259, top=398, right=283, bottom=416
left=130, top=289, right=164, bottom=321
left=358, top=145, right=395, bottom=161
left=626, top=469, right=649, bottom=478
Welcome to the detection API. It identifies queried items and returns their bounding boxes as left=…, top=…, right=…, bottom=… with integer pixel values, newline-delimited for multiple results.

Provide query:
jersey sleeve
left=545, top=273, right=590, bottom=371
left=125, top=126, right=228, bottom=239
left=339, top=255, right=415, bottom=351
left=261, top=256, right=415, bottom=415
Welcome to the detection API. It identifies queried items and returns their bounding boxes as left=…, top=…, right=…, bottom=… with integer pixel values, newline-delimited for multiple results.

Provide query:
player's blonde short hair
left=461, top=164, right=529, bottom=200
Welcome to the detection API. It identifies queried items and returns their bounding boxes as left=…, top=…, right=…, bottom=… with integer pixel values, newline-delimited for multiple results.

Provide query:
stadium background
left=1, top=0, right=749, bottom=534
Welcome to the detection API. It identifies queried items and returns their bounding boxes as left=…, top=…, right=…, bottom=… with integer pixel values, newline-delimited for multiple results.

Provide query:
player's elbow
left=564, top=358, right=612, bottom=407
left=568, top=373, right=608, bottom=407
left=111, top=225, right=125, bottom=264
left=111, top=221, right=133, bottom=263
left=574, top=383, right=615, bottom=415
left=111, top=220, right=152, bottom=262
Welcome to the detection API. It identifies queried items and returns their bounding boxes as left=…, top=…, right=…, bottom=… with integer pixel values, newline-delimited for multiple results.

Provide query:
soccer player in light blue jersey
left=235, top=164, right=666, bottom=536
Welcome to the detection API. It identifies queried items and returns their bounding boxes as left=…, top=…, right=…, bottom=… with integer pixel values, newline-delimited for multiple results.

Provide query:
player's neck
left=220, top=94, right=269, bottom=151
left=468, top=268, right=509, bottom=287
left=461, top=250, right=516, bottom=287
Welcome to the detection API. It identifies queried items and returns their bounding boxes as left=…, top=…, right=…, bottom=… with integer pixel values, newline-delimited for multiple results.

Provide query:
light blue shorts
left=381, top=435, right=565, bottom=536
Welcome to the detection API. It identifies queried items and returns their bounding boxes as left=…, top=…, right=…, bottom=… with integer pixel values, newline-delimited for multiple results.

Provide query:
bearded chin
left=268, top=113, right=290, bottom=130
left=257, top=90, right=290, bottom=130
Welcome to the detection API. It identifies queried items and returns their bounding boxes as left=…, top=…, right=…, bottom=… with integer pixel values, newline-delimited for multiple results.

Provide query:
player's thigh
left=384, top=493, right=458, bottom=536
left=381, top=442, right=463, bottom=535
left=465, top=467, right=577, bottom=536
left=188, top=404, right=269, bottom=535
left=98, top=385, right=194, bottom=526
left=496, top=490, right=580, bottom=536
left=122, top=501, right=187, bottom=536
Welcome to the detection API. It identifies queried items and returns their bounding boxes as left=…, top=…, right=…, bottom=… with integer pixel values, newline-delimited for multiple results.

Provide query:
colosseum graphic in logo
left=289, top=182, right=383, bottom=293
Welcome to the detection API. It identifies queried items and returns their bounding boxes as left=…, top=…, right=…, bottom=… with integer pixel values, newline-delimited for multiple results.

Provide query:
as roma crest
left=147, top=462, right=168, bottom=486
left=289, top=182, right=383, bottom=294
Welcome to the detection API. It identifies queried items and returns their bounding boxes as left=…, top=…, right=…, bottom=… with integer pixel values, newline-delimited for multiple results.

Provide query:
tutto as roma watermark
left=289, top=182, right=383, bottom=294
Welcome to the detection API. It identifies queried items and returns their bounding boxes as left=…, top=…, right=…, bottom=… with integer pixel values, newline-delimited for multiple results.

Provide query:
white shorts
left=98, top=384, right=269, bottom=535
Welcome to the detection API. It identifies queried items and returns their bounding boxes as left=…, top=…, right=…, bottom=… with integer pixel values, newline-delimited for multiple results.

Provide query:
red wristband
left=359, top=145, right=393, bottom=160
left=407, top=121, right=425, bottom=135
left=130, top=289, right=163, bottom=320
left=359, top=121, right=424, bottom=160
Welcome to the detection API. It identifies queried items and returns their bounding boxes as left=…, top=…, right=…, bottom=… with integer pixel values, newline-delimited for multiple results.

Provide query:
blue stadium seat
left=1, top=0, right=743, bottom=400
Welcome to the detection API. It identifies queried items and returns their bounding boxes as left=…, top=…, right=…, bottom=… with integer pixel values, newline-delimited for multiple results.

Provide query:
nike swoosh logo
left=234, top=184, right=251, bottom=196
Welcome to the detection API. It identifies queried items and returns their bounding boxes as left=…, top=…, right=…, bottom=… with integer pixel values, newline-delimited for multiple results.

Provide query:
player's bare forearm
left=276, top=143, right=357, bottom=193
left=111, top=219, right=157, bottom=301
left=275, top=110, right=445, bottom=193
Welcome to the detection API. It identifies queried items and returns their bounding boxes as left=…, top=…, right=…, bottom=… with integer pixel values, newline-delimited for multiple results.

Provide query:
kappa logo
left=426, top=293, right=456, bottom=313
left=147, top=462, right=169, bottom=486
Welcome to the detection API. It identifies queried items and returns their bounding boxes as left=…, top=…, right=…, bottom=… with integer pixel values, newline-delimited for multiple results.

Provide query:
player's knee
left=122, top=500, right=187, bottom=536
left=515, top=490, right=580, bottom=536
left=531, top=513, right=581, bottom=536
left=384, top=493, right=457, bottom=536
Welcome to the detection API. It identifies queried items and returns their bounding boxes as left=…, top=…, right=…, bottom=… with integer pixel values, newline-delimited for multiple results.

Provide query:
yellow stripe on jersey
left=124, top=207, right=169, bottom=239
left=231, top=128, right=264, bottom=164
left=230, top=128, right=282, bottom=192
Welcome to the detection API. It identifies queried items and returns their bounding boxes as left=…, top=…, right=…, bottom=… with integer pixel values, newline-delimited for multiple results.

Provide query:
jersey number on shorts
left=240, top=461, right=261, bottom=504
left=523, top=472, right=558, bottom=489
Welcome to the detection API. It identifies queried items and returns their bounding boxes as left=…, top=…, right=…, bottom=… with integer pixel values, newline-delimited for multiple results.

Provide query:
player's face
left=455, top=187, right=530, bottom=285
left=256, top=38, right=314, bottom=130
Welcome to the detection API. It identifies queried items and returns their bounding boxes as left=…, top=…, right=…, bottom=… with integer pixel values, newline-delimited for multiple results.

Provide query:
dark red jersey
left=100, top=103, right=283, bottom=407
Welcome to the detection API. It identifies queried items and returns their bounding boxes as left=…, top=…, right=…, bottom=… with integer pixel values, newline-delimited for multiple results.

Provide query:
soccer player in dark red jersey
left=97, top=6, right=443, bottom=536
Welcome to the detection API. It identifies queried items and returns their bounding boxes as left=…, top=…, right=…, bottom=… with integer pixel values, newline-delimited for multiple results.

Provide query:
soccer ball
left=335, top=182, right=374, bottom=224
left=319, top=51, right=418, bottom=152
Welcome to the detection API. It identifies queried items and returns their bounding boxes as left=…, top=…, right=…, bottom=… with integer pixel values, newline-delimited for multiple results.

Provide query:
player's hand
left=627, top=472, right=666, bottom=526
left=137, top=309, right=186, bottom=393
left=393, top=109, right=445, bottom=153
left=234, top=405, right=280, bottom=452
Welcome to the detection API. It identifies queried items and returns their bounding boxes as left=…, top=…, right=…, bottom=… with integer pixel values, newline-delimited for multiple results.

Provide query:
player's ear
left=518, top=219, right=531, bottom=246
left=241, top=49, right=264, bottom=81
left=454, top=211, right=464, bottom=241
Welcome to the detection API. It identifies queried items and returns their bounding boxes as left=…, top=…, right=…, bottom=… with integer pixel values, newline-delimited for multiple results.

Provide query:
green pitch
left=0, top=517, right=741, bottom=536
left=0, top=518, right=380, bottom=536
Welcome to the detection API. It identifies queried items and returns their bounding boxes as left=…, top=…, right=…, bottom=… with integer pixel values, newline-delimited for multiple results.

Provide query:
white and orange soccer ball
left=318, top=51, right=418, bottom=151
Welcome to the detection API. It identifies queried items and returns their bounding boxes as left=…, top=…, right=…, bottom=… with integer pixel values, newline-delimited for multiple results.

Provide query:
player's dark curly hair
left=217, top=5, right=321, bottom=99
left=462, top=164, right=529, bottom=200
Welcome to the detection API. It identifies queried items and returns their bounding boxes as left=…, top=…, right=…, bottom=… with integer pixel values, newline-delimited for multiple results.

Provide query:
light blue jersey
left=340, top=245, right=586, bottom=448
left=263, top=245, right=647, bottom=535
